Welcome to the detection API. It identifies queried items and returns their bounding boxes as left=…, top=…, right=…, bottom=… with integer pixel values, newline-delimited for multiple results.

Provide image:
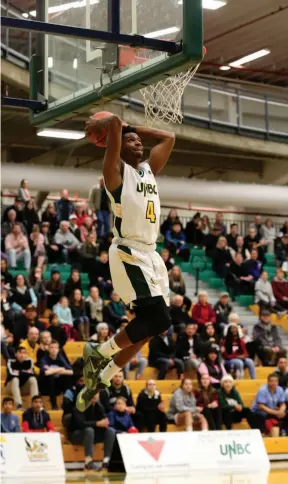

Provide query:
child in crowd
left=108, top=397, right=138, bottom=434
left=48, top=313, right=67, bottom=348
left=53, top=296, right=74, bottom=340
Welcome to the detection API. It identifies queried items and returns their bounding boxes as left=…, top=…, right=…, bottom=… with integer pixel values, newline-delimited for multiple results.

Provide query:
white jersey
left=105, top=161, right=160, bottom=247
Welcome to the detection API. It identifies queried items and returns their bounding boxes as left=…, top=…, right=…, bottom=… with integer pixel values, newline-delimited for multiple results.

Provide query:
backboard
left=29, top=0, right=203, bottom=126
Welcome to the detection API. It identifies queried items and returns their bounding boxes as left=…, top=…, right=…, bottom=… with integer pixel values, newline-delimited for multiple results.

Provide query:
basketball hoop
left=140, top=46, right=207, bottom=126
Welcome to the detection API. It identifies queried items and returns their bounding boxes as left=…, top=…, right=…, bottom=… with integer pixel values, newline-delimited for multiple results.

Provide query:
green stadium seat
left=179, top=262, right=192, bottom=273
left=10, top=269, right=28, bottom=278
left=265, top=253, right=275, bottom=266
left=209, top=278, right=225, bottom=290
left=235, top=295, right=254, bottom=306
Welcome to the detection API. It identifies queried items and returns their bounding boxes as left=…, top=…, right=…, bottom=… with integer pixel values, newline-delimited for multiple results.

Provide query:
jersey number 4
left=146, top=200, right=156, bottom=224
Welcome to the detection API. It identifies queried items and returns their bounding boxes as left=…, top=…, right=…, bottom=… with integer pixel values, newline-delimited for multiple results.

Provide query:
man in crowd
left=274, top=357, right=288, bottom=401
left=5, top=346, right=38, bottom=409
left=5, top=223, right=31, bottom=270
left=148, top=330, right=185, bottom=380
left=170, top=294, right=192, bottom=334
left=1, top=397, right=21, bottom=432
left=252, top=310, right=287, bottom=366
left=226, top=253, right=255, bottom=296
left=272, top=268, right=288, bottom=311
left=22, top=395, right=56, bottom=433
left=136, top=379, right=167, bottom=433
left=21, top=326, right=40, bottom=375
left=252, top=374, right=288, bottom=436
left=192, top=291, right=216, bottom=329
left=275, top=234, right=288, bottom=269
left=2, top=197, right=24, bottom=223
left=54, top=220, right=81, bottom=263
left=55, top=189, right=75, bottom=222
left=14, top=304, right=45, bottom=345
left=165, top=222, right=190, bottom=262
left=1, top=208, right=26, bottom=238
left=175, top=322, right=201, bottom=371
left=226, top=224, right=239, bottom=251
left=90, top=251, right=113, bottom=296
left=251, top=215, right=264, bottom=240
left=244, top=248, right=262, bottom=281
left=213, top=292, right=233, bottom=333
left=244, top=228, right=265, bottom=262
left=214, top=212, right=227, bottom=236
left=68, top=213, right=81, bottom=240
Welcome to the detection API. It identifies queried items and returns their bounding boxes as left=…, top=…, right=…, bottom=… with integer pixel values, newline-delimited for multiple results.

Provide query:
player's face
left=121, top=133, right=143, bottom=166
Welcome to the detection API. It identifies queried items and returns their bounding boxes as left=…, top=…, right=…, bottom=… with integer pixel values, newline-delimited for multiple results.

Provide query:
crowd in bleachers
left=1, top=180, right=288, bottom=470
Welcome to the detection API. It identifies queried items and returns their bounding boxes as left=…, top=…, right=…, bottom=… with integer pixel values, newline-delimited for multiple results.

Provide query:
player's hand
left=85, top=115, right=115, bottom=137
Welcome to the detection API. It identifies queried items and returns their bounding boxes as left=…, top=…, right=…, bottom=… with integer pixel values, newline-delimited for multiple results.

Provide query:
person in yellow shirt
left=21, top=327, right=40, bottom=375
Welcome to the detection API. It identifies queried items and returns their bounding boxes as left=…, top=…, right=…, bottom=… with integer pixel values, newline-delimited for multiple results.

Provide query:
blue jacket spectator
left=244, top=249, right=261, bottom=280
left=55, top=190, right=75, bottom=222
left=108, top=397, right=137, bottom=433
left=165, top=223, right=190, bottom=262
left=1, top=397, right=20, bottom=432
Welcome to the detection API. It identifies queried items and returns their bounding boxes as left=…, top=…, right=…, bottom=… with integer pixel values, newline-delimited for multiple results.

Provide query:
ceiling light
left=219, top=66, right=231, bottom=71
left=178, top=0, right=226, bottom=10
left=73, top=58, right=78, bottom=69
left=30, top=0, right=99, bottom=17
left=37, top=129, right=85, bottom=140
left=22, top=13, right=29, bottom=18
left=229, top=49, right=270, bottom=67
left=48, top=57, right=54, bottom=68
left=144, top=27, right=180, bottom=39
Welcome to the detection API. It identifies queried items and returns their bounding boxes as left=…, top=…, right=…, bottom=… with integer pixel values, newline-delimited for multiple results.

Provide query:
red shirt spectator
left=192, top=291, right=216, bottom=327
left=272, top=269, right=288, bottom=309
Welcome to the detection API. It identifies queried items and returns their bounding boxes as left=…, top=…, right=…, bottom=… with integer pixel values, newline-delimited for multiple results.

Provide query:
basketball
left=87, top=111, right=114, bottom=148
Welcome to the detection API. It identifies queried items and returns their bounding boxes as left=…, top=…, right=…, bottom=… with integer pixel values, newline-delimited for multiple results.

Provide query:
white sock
left=98, top=336, right=122, bottom=358
left=100, top=360, right=122, bottom=384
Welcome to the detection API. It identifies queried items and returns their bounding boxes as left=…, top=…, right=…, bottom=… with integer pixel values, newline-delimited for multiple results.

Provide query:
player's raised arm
left=135, top=126, right=175, bottom=175
left=85, top=114, right=123, bottom=191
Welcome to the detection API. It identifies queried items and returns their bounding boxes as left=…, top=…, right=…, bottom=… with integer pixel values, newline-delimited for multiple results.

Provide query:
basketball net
left=140, top=46, right=207, bottom=126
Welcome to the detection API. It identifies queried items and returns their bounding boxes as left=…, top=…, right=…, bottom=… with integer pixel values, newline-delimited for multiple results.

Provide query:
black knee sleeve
left=125, top=296, right=171, bottom=344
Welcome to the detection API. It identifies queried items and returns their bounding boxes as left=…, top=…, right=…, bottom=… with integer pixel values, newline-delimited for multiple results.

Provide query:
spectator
left=29, top=224, right=46, bottom=268
left=214, top=212, right=227, bottom=236
left=108, top=397, right=138, bottom=433
left=74, top=202, right=87, bottom=228
left=148, top=330, right=185, bottom=380
left=244, top=248, right=262, bottom=281
left=23, top=200, right=39, bottom=235
left=280, top=221, right=288, bottom=237
left=91, top=322, right=110, bottom=343
left=90, top=251, right=113, bottom=297
left=136, top=379, right=167, bottom=432
left=5, top=223, right=31, bottom=270
left=85, top=286, right=104, bottom=333
left=252, top=310, right=287, bottom=366
left=213, top=292, right=233, bottom=333
left=192, top=291, right=216, bottom=329
left=5, top=346, right=38, bottom=409
left=275, top=357, right=288, bottom=402
left=41, top=222, right=58, bottom=263
left=95, top=178, right=111, bottom=238
left=48, top=312, right=67, bottom=348
left=2, top=197, right=24, bottom=223
left=64, top=269, right=82, bottom=298
left=21, top=326, right=40, bottom=375
left=36, top=331, right=52, bottom=366
left=229, top=235, right=250, bottom=260
left=194, top=374, right=222, bottom=430
left=175, top=322, right=201, bottom=371
left=244, top=227, right=264, bottom=261
left=198, top=343, right=226, bottom=388
left=252, top=374, right=288, bottom=436
left=1, top=397, right=20, bottom=433
left=45, top=266, right=64, bottom=309
left=167, top=378, right=208, bottom=431
left=222, top=324, right=256, bottom=379
left=53, top=296, right=74, bottom=340
left=42, top=202, right=58, bottom=236
left=275, top=234, right=288, bottom=270
left=80, top=216, right=96, bottom=242
left=169, top=265, right=186, bottom=297
left=80, top=232, right=99, bottom=273
left=201, top=215, right=210, bottom=237
left=103, top=291, right=128, bottom=333
left=70, top=288, right=90, bottom=340
left=262, top=218, right=276, bottom=254
left=54, top=221, right=81, bottom=264
left=272, top=268, right=288, bottom=311
left=17, top=179, right=31, bottom=203
left=170, top=294, right=192, bottom=334
left=165, top=223, right=190, bottom=262
left=199, top=323, right=221, bottom=356
left=212, top=236, right=231, bottom=278
left=68, top=213, right=81, bottom=241
left=226, top=253, right=255, bottom=297
left=11, top=274, right=37, bottom=312
left=1, top=312, right=14, bottom=360
left=22, top=395, right=56, bottom=433
left=68, top=392, right=116, bottom=471
left=40, top=340, right=73, bottom=409
left=13, top=305, right=45, bottom=345
left=55, top=189, right=75, bottom=222
left=1, top=208, right=27, bottom=238
left=123, top=350, right=147, bottom=380
left=226, top=224, right=239, bottom=251
left=160, top=248, right=174, bottom=272
left=219, top=375, right=257, bottom=430
left=160, top=209, right=182, bottom=236
left=1, top=287, right=14, bottom=334
left=184, top=212, right=203, bottom=246
left=255, top=271, right=283, bottom=314
left=1, top=257, right=13, bottom=288
left=251, top=214, right=264, bottom=239
left=29, top=266, right=46, bottom=313
left=99, top=231, right=113, bottom=254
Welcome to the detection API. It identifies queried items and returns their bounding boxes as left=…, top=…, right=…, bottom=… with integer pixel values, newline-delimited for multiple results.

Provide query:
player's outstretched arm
left=85, top=114, right=123, bottom=192
left=135, top=126, right=175, bottom=175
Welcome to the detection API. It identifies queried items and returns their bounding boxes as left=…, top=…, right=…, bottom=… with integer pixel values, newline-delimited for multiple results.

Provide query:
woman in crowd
left=201, top=215, right=211, bottom=237
left=167, top=378, right=208, bottom=431
left=160, top=248, right=174, bottom=272
left=212, top=236, right=232, bottom=278
left=23, top=199, right=40, bottom=235
left=48, top=312, right=67, bottom=349
left=42, top=202, right=58, bottom=236
left=136, top=379, right=167, bottom=433
left=36, top=330, right=52, bottom=367
left=29, top=266, right=46, bottom=313
left=169, top=265, right=192, bottom=310
left=103, top=290, right=128, bottom=333
left=29, top=224, right=47, bottom=268
left=45, top=266, right=64, bottom=309
left=229, top=235, right=250, bottom=260
left=80, top=232, right=99, bottom=273
left=199, top=323, right=221, bottom=356
left=262, top=218, right=276, bottom=254
left=91, top=322, right=110, bottom=343
left=194, top=373, right=222, bottom=430
left=219, top=375, right=257, bottom=430
left=64, top=269, right=82, bottom=298
left=222, top=324, right=256, bottom=379
left=160, top=209, right=182, bottom=236
left=17, top=179, right=31, bottom=203
left=11, top=273, right=37, bottom=313
left=85, top=286, right=104, bottom=334
left=1, top=258, right=13, bottom=288
left=80, top=216, right=96, bottom=243
left=74, top=202, right=87, bottom=228
left=70, top=288, right=90, bottom=340
left=255, top=271, right=282, bottom=314
left=198, top=344, right=227, bottom=388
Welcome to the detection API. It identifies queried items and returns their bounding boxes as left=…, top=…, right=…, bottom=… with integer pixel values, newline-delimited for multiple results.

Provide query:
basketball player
left=77, top=113, right=175, bottom=411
